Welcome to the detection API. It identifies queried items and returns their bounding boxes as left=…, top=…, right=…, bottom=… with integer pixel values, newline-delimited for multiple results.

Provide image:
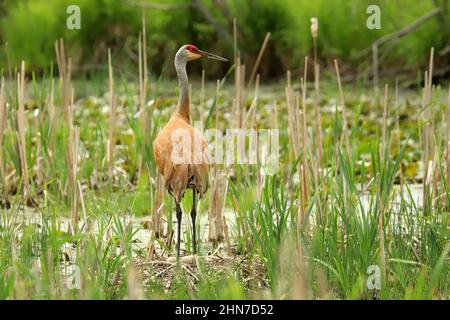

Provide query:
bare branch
left=357, top=8, right=442, bottom=58
left=123, top=0, right=192, bottom=10
left=192, top=0, right=233, bottom=44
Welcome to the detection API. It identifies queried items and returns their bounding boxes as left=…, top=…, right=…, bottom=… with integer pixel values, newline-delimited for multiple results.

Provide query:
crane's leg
left=190, top=188, right=197, bottom=255
left=176, top=202, right=182, bottom=260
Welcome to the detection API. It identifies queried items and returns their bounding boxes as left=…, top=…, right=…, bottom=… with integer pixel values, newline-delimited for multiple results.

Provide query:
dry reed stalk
left=55, top=39, right=74, bottom=198
left=395, top=79, right=404, bottom=192
left=381, top=84, right=389, bottom=163
left=107, top=49, right=116, bottom=181
left=311, top=35, right=323, bottom=222
left=333, top=59, right=351, bottom=159
left=285, top=91, right=297, bottom=158
left=137, top=32, right=144, bottom=176
left=377, top=172, right=387, bottom=286
left=33, top=108, right=43, bottom=185
left=244, top=74, right=259, bottom=128
left=142, top=15, right=148, bottom=100
left=17, top=61, right=29, bottom=194
left=313, top=64, right=323, bottom=165
left=240, top=64, right=246, bottom=128
left=276, top=236, right=309, bottom=299
left=45, top=78, right=57, bottom=170
left=446, top=85, right=450, bottom=200
left=286, top=69, right=292, bottom=88
left=311, top=18, right=323, bottom=167
left=232, top=20, right=240, bottom=129
left=152, top=173, right=165, bottom=237
left=377, top=86, right=389, bottom=284
left=255, top=130, right=263, bottom=200
left=0, top=78, right=7, bottom=194
left=431, top=85, right=439, bottom=200
left=285, top=72, right=300, bottom=157
left=200, top=69, right=205, bottom=126
left=70, top=117, right=80, bottom=234
left=215, top=79, right=220, bottom=130
left=221, top=213, right=231, bottom=255
left=48, top=79, right=55, bottom=132
left=91, top=154, right=99, bottom=189
left=253, top=76, right=263, bottom=197
left=208, top=170, right=228, bottom=244
left=315, top=266, right=330, bottom=299
left=234, top=57, right=241, bottom=128
left=292, top=244, right=309, bottom=299
left=377, top=190, right=386, bottom=290
left=271, top=100, right=278, bottom=129
left=233, top=18, right=237, bottom=63
left=77, top=180, right=88, bottom=232
left=295, top=92, right=305, bottom=224
left=422, top=49, right=435, bottom=208
left=138, top=32, right=143, bottom=115
left=212, top=79, right=221, bottom=178
left=300, top=58, right=310, bottom=222
left=285, top=72, right=302, bottom=219
left=137, top=19, right=149, bottom=177
left=126, top=263, right=144, bottom=300
left=248, top=32, right=271, bottom=88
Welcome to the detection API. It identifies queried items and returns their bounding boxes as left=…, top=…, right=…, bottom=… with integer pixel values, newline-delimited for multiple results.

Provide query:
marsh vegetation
left=0, top=0, right=449, bottom=300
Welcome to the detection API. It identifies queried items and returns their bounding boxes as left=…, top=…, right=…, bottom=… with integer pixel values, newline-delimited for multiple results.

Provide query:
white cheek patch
left=188, top=52, right=202, bottom=61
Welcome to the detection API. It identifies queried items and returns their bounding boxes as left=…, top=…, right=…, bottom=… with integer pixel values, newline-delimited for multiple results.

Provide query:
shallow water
left=0, top=183, right=429, bottom=268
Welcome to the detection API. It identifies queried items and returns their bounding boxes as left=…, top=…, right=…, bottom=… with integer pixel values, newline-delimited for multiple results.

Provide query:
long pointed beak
left=198, top=49, right=228, bottom=61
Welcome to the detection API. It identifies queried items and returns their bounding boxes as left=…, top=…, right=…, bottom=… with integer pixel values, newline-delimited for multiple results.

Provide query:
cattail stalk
left=208, top=170, right=228, bottom=244
left=33, top=108, right=43, bottom=185
left=234, top=57, right=245, bottom=128
left=200, top=69, right=205, bottom=127
left=0, top=78, right=6, bottom=194
left=395, top=79, right=404, bottom=192
left=333, top=59, right=350, bottom=160
left=152, top=173, right=165, bottom=237
left=215, top=79, right=220, bottom=130
left=47, top=78, right=56, bottom=166
left=17, top=61, right=29, bottom=194
left=233, top=18, right=237, bottom=63
left=244, top=74, right=259, bottom=128
left=107, top=49, right=116, bottom=181
left=137, top=19, right=149, bottom=178
left=311, top=17, right=323, bottom=167
left=70, top=90, right=80, bottom=233
left=248, top=32, right=271, bottom=88
left=300, top=58, right=310, bottom=223
left=271, top=100, right=278, bottom=129
left=285, top=71, right=302, bottom=223
left=422, top=48, right=435, bottom=212
left=445, top=85, right=450, bottom=208
left=55, top=39, right=74, bottom=199
left=381, top=84, right=388, bottom=163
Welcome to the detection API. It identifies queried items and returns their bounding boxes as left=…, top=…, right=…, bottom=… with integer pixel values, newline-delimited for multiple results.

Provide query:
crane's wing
left=153, top=116, right=209, bottom=201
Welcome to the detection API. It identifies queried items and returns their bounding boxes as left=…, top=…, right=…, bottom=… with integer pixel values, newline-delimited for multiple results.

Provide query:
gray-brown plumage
left=153, top=44, right=227, bottom=259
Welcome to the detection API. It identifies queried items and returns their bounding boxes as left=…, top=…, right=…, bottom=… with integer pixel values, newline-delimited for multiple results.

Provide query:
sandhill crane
left=153, top=44, right=227, bottom=259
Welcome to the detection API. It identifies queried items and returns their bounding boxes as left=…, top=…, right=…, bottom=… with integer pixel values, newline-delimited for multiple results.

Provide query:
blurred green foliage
left=0, top=0, right=448, bottom=78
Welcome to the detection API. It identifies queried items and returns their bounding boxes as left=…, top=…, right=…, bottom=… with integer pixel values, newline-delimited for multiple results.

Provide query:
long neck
left=175, top=57, right=189, bottom=121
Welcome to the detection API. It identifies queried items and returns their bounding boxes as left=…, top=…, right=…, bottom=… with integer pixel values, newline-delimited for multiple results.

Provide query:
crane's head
left=176, top=44, right=228, bottom=63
